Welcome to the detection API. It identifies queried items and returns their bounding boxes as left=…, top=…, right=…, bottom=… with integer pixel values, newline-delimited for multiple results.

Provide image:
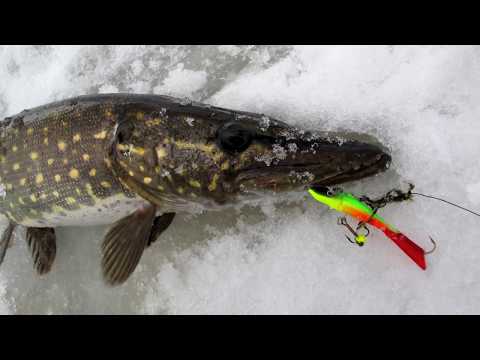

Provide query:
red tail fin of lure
left=383, top=228, right=427, bottom=270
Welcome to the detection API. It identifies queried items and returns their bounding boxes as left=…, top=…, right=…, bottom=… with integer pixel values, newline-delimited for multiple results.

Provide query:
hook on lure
left=337, top=217, right=369, bottom=247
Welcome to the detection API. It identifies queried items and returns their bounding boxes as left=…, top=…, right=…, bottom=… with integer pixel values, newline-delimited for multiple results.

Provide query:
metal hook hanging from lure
left=337, top=217, right=369, bottom=246
left=308, top=187, right=435, bottom=270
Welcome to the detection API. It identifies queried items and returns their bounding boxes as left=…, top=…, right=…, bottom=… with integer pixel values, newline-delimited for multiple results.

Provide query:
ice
left=1, top=45, right=480, bottom=314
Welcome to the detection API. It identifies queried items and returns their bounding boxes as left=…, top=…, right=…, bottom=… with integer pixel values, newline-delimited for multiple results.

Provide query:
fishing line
left=411, top=192, right=480, bottom=218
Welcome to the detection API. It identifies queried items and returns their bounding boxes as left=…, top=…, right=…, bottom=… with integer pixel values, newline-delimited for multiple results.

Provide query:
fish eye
left=217, top=122, right=252, bottom=153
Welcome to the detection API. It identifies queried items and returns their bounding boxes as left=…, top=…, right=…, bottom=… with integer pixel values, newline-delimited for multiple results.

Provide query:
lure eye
left=218, top=122, right=252, bottom=153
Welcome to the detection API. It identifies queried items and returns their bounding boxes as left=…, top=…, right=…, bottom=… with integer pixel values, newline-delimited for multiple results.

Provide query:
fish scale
left=0, top=99, right=139, bottom=227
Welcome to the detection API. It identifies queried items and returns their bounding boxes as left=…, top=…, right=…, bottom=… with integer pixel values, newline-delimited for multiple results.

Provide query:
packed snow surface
left=1, top=45, right=480, bottom=314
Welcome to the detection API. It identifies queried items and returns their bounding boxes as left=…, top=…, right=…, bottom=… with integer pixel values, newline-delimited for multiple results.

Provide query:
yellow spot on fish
left=221, top=161, right=230, bottom=170
left=13, top=163, right=20, bottom=171
left=116, top=144, right=128, bottom=151
left=43, top=127, right=48, bottom=133
left=128, top=170, right=135, bottom=177
left=9, top=202, right=14, bottom=209
left=20, top=178, right=26, bottom=186
left=82, top=153, right=90, bottom=161
left=47, top=158, right=54, bottom=166
left=30, top=152, right=39, bottom=160
left=73, top=133, right=81, bottom=143
left=136, top=112, right=144, bottom=120
left=143, top=177, right=152, bottom=184
left=139, top=165, right=145, bottom=172
left=189, top=180, right=201, bottom=188
left=104, top=158, right=112, bottom=168
left=69, top=168, right=79, bottom=179
left=177, top=187, right=185, bottom=194
left=154, top=166, right=161, bottom=174
left=35, top=173, right=44, bottom=184
left=75, top=188, right=81, bottom=195
left=89, top=168, right=97, bottom=177
left=58, top=141, right=66, bottom=151
left=156, top=147, right=167, bottom=159
left=53, top=191, right=60, bottom=198
left=145, top=118, right=161, bottom=127
left=85, top=183, right=94, bottom=196
left=6, top=184, right=12, bottom=190
left=27, top=128, right=33, bottom=136
left=131, top=146, right=145, bottom=156
left=94, top=130, right=107, bottom=139
left=174, top=141, right=223, bottom=163
left=63, top=158, right=69, bottom=165
left=30, top=194, right=37, bottom=202
left=157, top=185, right=164, bottom=191
left=54, top=174, right=61, bottom=182
left=208, top=174, right=219, bottom=192
left=40, top=193, right=47, bottom=200
left=43, top=137, right=49, bottom=145
left=66, top=197, right=76, bottom=205
left=12, top=145, right=17, bottom=152
left=52, top=205, right=64, bottom=213
left=18, top=197, right=25, bottom=205
left=101, top=181, right=111, bottom=188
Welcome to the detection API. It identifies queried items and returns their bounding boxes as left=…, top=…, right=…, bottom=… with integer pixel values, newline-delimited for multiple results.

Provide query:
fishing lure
left=308, top=187, right=432, bottom=270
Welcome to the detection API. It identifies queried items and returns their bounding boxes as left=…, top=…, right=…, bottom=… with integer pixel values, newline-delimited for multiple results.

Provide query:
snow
left=153, top=63, right=207, bottom=98
left=1, top=45, right=480, bottom=314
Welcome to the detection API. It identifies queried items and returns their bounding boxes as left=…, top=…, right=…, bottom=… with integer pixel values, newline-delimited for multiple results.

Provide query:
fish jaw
left=234, top=136, right=391, bottom=194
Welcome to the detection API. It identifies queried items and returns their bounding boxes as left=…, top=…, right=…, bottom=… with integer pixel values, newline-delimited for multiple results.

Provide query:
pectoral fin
left=147, top=213, right=175, bottom=247
left=26, top=227, right=57, bottom=275
left=101, top=205, right=156, bottom=286
left=0, top=222, right=15, bottom=267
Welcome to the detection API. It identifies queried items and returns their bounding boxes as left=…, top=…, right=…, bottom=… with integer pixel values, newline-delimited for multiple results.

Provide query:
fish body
left=0, top=95, right=147, bottom=227
left=0, top=93, right=392, bottom=285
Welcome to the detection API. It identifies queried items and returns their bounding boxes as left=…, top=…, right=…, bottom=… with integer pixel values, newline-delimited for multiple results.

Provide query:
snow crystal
left=259, top=115, right=271, bottom=132
left=287, top=143, right=298, bottom=153
left=185, top=117, right=195, bottom=126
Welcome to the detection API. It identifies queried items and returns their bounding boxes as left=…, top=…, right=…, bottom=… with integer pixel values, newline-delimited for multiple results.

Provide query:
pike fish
left=0, top=94, right=391, bottom=285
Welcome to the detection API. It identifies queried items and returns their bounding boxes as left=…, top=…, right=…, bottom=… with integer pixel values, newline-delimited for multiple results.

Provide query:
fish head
left=109, top=105, right=391, bottom=208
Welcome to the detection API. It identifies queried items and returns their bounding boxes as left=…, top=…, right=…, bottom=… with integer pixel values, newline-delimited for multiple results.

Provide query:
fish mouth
left=235, top=139, right=392, bottom=192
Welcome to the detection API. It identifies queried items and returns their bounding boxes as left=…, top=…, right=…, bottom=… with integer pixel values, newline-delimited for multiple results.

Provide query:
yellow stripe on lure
left=308, top=188, right=428, bottom=270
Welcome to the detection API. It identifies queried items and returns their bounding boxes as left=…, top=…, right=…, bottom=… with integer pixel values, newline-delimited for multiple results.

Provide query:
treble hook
left=424, top=236, right=437, bottom=255
left=337, top=217, right=369, bottom=247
